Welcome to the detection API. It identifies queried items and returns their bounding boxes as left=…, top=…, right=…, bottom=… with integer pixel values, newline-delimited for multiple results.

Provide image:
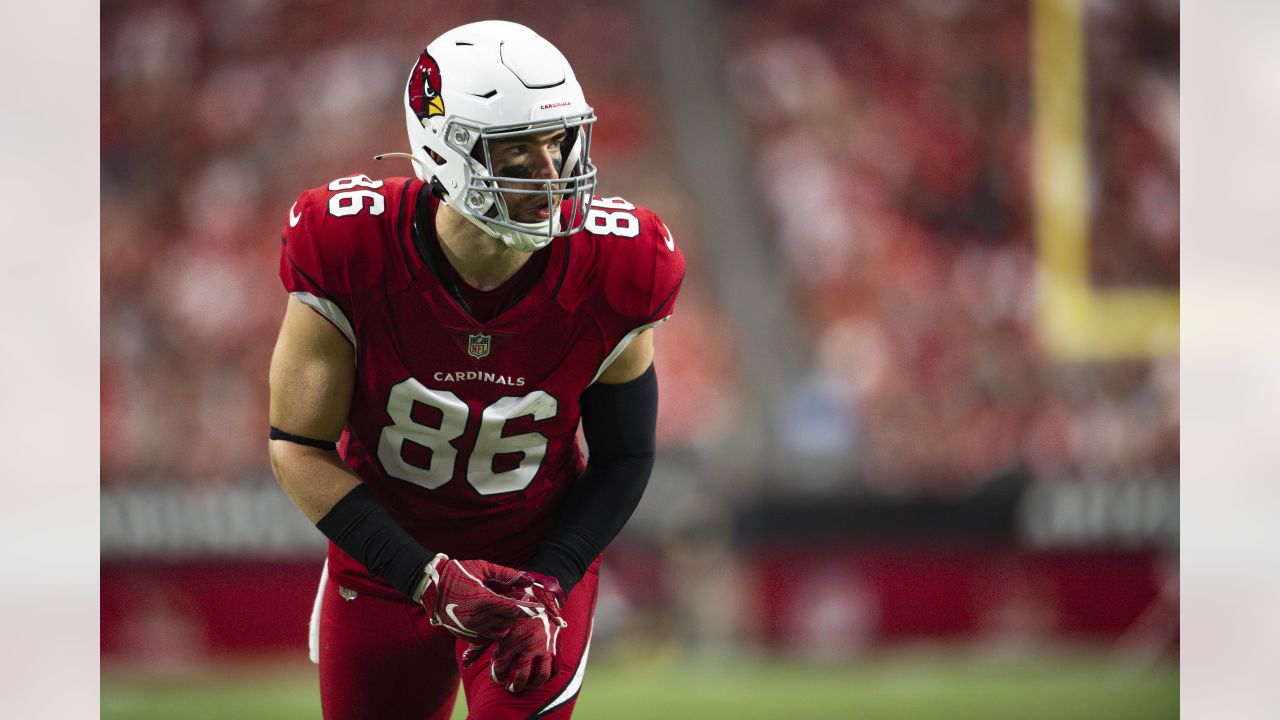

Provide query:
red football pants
left=313, top=561, right=599, bottom=720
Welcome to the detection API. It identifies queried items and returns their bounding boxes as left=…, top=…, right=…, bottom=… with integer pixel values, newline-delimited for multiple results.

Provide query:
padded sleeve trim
left=291, top=291, right=357, bottom=350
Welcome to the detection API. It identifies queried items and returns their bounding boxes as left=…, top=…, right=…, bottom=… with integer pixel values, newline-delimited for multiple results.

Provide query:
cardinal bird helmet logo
left=408, top=49, right=445, bottom=120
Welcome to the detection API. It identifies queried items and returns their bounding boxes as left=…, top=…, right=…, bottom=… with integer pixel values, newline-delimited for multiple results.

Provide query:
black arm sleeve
left=315, top=483, right=436, bottom=600
left=526, top=364, right=658, bottom=594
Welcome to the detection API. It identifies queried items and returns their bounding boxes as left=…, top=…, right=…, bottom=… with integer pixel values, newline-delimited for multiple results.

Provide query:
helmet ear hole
left=468, top=140, right=489, bottom=166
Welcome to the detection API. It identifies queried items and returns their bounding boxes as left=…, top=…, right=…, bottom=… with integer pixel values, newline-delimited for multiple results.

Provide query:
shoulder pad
left=278, top=175, right=416, bottom=334
left=586, top=197, right=686, bottom=327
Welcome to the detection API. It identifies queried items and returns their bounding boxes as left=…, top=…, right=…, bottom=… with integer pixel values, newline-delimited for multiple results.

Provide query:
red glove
left=414, top=554, right=546, bottom=641
left=461, top=571, right=568, bottom=694
left=522, top=571, right=566, bottom=613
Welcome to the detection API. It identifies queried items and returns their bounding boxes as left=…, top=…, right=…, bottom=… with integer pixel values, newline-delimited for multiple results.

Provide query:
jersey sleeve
left=278, top=177, right=405, bottom=345
left=602, top=205, right=686, bottom=331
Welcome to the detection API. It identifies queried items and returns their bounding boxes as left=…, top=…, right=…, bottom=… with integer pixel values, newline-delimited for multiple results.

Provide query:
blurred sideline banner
left=101, top=478, right=1176, bottom=660
left=101, top=549, right=1170, bottom=659
left=102, top=475, right=1178, bottom=559
left=753, top=546, right=1170, bottom=652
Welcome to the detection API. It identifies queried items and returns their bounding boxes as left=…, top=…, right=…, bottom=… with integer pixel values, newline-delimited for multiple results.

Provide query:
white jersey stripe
left=536, top=620, right=593, bottom=717
left=292, top=291, right=357, bottom=350
left=589, top=316, right=669, bottom=385
left=308, top=560, right=329, bottom=664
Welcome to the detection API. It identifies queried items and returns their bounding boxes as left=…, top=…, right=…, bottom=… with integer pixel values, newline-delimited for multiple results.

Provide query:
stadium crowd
left=724, top=0, right=1178, bottom=491
left=102, top=0, right=1177, bottom=497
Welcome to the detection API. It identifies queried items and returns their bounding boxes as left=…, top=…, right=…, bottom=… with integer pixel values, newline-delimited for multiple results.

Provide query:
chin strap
left=499, top=217, right=557, bottom=253
left=451, top=196, right=554, bottom=253
left=373, top=151, right=554, bottom=253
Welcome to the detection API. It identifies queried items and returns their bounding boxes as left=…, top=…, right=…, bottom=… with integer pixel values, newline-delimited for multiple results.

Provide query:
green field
left=102, top=653, right=1178, bottom=720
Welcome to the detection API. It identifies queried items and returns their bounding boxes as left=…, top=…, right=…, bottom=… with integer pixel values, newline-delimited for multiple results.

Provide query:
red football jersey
left=279, top=174, right=684, bottom=598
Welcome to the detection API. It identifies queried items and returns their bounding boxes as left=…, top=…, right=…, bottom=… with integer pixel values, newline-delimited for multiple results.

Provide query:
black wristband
left=315, top=484, right=435, bottom=600
left=527, top=364, right=658, bottom=593
left=269, top=426, right=337, bottom=451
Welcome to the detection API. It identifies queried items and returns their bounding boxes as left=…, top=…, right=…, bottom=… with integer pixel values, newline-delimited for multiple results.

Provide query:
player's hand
left=414, top=554, right=546, bottom=641
left=461, top=610, right=567, bottom=694
left=521, top=570, right=567, bottom=617
left=461, top=571, right=568, bottom=693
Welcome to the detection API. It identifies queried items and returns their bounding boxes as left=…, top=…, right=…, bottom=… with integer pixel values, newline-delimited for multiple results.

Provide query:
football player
left=267, top=20, right=684, bottom=720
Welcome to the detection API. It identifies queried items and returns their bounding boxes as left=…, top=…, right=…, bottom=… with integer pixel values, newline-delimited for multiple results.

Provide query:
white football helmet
left=396, top=21, right=597, bottom=252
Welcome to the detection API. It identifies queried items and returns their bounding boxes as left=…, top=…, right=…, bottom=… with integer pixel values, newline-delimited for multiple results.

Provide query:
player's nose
left=530, top=147, right=558, bottom=180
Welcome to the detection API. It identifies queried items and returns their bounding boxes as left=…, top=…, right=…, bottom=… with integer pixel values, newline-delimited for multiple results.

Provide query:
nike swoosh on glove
left=461, top=571, right=568, bottom=694
left=414, top=554, right=546, bottom=641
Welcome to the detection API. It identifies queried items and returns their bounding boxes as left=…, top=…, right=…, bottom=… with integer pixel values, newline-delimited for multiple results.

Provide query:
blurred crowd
left=723, top=0, right=1178, bottom=491
left=102, top=0, right=1178, bottom=496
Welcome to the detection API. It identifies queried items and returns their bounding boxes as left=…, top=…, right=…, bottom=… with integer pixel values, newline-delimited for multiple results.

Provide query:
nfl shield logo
left=467, top=332, right=492, bottom=360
